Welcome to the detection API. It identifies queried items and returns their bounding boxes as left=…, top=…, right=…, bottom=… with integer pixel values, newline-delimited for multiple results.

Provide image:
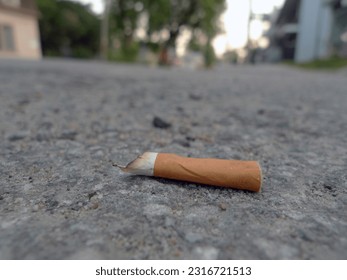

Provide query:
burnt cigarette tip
left=110, top=161, right=126, bottom=169
left=112, top=152, right=158, bottom=176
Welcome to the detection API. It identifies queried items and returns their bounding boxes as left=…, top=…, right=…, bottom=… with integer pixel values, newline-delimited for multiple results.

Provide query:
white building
left=268, top=0, right=347, bottom=62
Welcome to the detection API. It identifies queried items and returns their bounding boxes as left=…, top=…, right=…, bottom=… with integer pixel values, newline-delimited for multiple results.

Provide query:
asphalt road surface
left=0, top=59, right=346, bottom=259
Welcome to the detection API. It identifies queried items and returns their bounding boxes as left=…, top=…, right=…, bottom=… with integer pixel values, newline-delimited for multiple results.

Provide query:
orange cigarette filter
left=114, top=152, right=262, bottom=192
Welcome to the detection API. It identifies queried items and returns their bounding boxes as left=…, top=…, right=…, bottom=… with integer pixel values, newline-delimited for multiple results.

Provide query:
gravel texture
left=0, top=59, right=346, bottom=259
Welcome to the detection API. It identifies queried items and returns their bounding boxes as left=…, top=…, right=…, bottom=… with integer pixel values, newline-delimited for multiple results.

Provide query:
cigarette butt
left=114, top=152, right=262, bottom=192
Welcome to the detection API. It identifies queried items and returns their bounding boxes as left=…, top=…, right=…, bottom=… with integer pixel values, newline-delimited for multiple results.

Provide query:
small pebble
left=189, top=93, right=202, bottom=101
left=91, top=202, right=99, bottom=209
left=219, top=203, right=227, bottom=211
left=153, top=116, right=171, bottom=129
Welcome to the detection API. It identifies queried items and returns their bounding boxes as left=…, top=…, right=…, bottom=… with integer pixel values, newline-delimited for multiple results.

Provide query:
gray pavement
left=0, top=59, right=346, bottom=259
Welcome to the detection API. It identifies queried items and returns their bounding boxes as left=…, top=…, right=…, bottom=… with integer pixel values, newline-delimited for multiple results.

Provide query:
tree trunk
left=159, top=29, right=179, bottom=65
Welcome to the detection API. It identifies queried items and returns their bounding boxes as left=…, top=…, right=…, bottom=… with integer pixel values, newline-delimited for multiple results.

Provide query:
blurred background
left=1, top=0, right=347, bottom=69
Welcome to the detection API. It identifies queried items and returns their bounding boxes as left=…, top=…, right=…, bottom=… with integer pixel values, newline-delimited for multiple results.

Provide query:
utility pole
left=100, top=0, right=111, bottom=60
left=246, top=0, right=252, bottom=63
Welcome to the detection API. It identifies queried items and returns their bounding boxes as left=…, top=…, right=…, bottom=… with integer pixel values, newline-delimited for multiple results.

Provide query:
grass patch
left=108, top=43, right=139, bottom=63
left=285, top=56, right=347, bottom=70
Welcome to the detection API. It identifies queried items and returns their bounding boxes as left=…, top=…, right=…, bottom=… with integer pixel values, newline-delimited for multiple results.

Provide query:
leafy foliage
left=144, top=0, right=225, bottom=65
left=203, top=40, right=216, bottom=67
left=108, top=0, right=144, bottom=62
left=107, top=0, right=225, bottom=64
left=285, top=56, right=347, bottom=70
left=145, top=0, right=225, bottom=46
left=36, top=0, right=226, bottom=65
left=37, top=0, right=100, bottom=58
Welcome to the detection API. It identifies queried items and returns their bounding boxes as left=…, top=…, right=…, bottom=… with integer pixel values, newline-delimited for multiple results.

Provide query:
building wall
left=0, top=8, right=41, bottom=59
left=332, top=6, right=347, bottom=57
left=317, top=5, right=333, bottom=59
left=295, top=0, right=333, bottom=62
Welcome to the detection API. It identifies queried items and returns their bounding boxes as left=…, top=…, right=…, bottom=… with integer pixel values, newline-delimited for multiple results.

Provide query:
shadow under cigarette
left=122, top=174, right=257, bottom=194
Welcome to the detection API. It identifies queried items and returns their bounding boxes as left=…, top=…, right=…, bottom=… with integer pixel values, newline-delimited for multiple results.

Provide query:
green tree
left=144, top=0, right=226, bottom=65
left=108, top=0, right=144, bottom=62
left=37, top=0, right=100, bottom=58
left=105, top=0, right=225, bottom=65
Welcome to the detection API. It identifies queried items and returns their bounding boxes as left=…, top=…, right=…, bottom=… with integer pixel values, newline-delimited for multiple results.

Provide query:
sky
left=72, top=0, right=285, bottom=55
left=213, top=0, right=285, bottom=55
left=75, top=0, right=103, bottom=14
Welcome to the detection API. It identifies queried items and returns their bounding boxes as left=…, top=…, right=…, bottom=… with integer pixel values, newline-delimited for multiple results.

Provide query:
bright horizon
left=213, top=0, right=285, bottom=56
left=72, top=0, right=285, bottom=55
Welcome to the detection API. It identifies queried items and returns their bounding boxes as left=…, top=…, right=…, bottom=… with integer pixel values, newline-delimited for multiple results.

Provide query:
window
left=0, top=25, right=15, bottom=51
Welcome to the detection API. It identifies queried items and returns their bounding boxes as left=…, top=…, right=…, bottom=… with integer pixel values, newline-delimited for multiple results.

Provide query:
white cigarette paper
left=115, top=152, right=158, bottom=176
left=114, top=152, right=262, bottom=192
